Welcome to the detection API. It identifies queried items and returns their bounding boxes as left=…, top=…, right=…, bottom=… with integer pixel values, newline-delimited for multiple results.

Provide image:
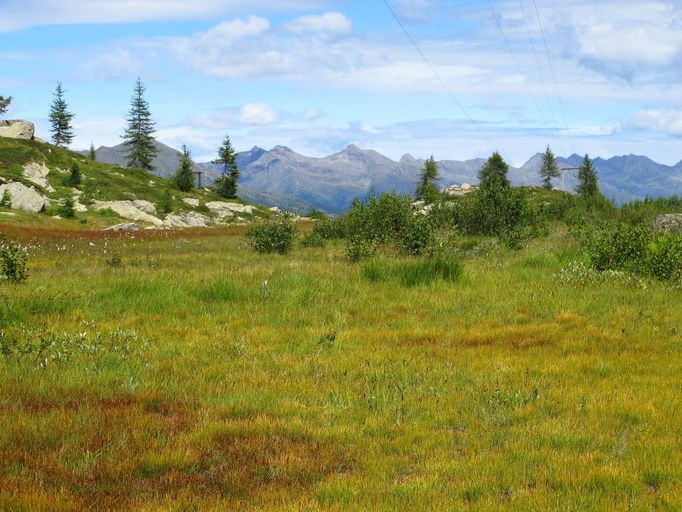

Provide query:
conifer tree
left=0, top=95, right=11, bottom=116
left=173, top=145, right=195, bottom=192
left=539, top=145, right=560, bottom=190
left=415, top=155, right=441, bottom=203
left=89, top=142, right=97, bottom=161
left=66, top=162, right=82, bottom=187
left=478, top=151, right=510, bottom=190
left=576, top=154, right=600, bottom=198
left=122, top=78, right=158, bottom=171
left=214, top=135, right=240, bottom=198
left=48, top=83, right=74, bottom=147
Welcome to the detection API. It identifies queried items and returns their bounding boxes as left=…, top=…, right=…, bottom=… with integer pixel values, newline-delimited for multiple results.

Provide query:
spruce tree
left=48, top=83, right=74, bottom=147
left=173, top=145, right=195, bottom=192
left=214, top=135, right=240, bottom=198
left=89, top=142, right=97, bottom=161
left=478, top=151, right=511, bottom=190
left=66, top=162, right=82, bottom=187
left=576, top=154, right=600, bottom=198
left=539, top=145, right=560, bottom=190
left=0, top=95, right=11, bottom=116
left=122, top=78, right=158, bottom=171
left=415, top=156, right=441, bottom=203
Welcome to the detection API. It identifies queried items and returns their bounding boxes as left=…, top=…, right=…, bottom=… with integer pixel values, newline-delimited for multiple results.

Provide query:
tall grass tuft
left=362, top=254, right=463, bottom=287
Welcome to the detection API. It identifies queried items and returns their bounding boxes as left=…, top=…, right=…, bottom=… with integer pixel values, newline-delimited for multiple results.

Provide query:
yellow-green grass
left=0, top=226, right=680, bottom=510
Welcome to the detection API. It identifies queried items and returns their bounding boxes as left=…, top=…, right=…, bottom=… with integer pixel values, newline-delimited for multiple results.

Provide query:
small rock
left=104, top=223, right=139, bottom=232
left=182, top=198, right=200, bottom=207
left=269, top=206, right=281, bottom=213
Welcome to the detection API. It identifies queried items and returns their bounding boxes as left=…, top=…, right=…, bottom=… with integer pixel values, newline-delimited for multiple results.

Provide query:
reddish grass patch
left=0, top=390, right=352, bottom=510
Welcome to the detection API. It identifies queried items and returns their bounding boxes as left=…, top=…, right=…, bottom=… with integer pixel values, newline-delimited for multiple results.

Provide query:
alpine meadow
left=1, top=1, right=681, bottom=510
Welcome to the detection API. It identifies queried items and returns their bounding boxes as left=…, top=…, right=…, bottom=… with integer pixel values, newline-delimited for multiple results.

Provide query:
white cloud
left=240, top=103, right=278, bottom=125
left=303, top=107, right=322, bottom=121
left=285, top=12, right=353, bottom=37
left=0, top=0, right=325, bottom=31
left=629, top=109, right=682, bottom=136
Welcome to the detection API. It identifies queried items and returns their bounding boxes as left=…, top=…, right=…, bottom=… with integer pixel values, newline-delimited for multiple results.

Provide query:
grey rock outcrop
left=23, top=162, right=55, bottom=192
left=182, top=198, right=200, bottom=207
left=92, top=200, right=163, bottom=227
left=0, top=182, right=49, bottom=212
left=0, top=120, right=35, bottom=140
left=162, top=211, right=211, bottom=228
left=205, top=201, right=254, bottom=218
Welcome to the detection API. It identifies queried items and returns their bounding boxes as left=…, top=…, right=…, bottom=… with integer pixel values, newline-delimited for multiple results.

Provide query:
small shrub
left=106, top=255, right=123, bottom=268
left=247, top=216, right=297, bottom=254
left=64, top=162, right=82, bottom=187
left=0, top=190, right=11, bottom=208
left=646, top=236, right=682, bottom=281
left=59, top=195, right=76, bottom=218
left=346, top=234, right=378, bottom=262
left=161, top=190, right=172, bottom=214
left=0, top=240, right=28, bottom=283
left=301, top=230, right=326, bottom=248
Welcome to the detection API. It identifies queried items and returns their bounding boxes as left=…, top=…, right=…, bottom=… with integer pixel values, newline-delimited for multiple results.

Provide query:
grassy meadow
left=0, top=223, right=680, bottom=511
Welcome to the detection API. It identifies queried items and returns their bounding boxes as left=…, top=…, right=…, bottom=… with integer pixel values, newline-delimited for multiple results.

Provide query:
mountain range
left=89, top=142, right=682, bottom=214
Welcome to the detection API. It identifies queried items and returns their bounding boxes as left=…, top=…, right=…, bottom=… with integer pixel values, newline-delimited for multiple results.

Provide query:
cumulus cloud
left=629, top=109, right=682, bottom=136
left=240, top=103, right=279, bottom=125
left=285, top=12, right=353, bottom=37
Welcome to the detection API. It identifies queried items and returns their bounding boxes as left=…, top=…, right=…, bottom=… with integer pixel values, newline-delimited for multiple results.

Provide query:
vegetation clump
left=0, top=238, right=28, bottom=283
left=172, top=145, right=195, bottom=192
left=247, top=215, right=297, bottom=254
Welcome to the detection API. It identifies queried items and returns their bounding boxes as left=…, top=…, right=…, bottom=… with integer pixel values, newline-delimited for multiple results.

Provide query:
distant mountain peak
left=400, top=153, right=417, bottom=164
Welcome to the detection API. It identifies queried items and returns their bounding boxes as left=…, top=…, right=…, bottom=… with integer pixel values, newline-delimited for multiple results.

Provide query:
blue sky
left=1, top=0, right=681, bottom=165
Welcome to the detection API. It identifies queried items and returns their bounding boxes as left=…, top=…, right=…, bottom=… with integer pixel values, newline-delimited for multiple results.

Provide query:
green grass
left=0, top=226, right=680, bottom=510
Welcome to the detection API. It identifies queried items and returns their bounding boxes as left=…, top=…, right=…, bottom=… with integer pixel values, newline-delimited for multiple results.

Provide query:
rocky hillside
left=0, top=136, right=274, bottom=230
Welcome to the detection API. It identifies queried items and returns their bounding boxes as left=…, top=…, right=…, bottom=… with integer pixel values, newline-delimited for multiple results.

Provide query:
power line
left=517, top=0, right=565, bottom=155
left=382, top=0, right=498, bottom=152
left=485, top=0, right=562, bottom=153
left=532, top=0, right=576, bottom=154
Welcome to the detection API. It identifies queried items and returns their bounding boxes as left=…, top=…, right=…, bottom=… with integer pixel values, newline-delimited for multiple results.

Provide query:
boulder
left=182, top=198, right=200, bottom=207
left=162, top=211, right=211, bottom=229
left=0, top=182, right=49, bottom=212
left=268, top=206, right=281, bottom=213
left=104, top=223, right=139, bottom=232
left=132, top=199, right=156, bottom=215
left=23, top=162, right=55, bottom=192
left=0, top=120, right=35, bottom=140
left=653, top=214, right=682, bottom=234
left=92, top=200, right=163, bottom=227
left=205, top=201, right=254, bottom=217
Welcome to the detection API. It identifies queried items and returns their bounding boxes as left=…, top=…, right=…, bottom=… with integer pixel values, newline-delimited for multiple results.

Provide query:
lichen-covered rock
left=182, top=198, right=200, bottom=207
left=131, top=200, right=156, bottom=215
left=162, top=211, right=211, bottom=228
left=205, top=201, right=253, bottom=217
left=22, top=162, right=55, bottom=192
left=92, top=200, right=163, bottom=226
left=0, top=120, right=35, bottom=140
left=653, top=214, right=682, bottom=234
left=0, top=182, right=49, bottom=212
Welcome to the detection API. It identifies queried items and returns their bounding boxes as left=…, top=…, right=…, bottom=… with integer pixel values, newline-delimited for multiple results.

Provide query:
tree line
left=1, top=80, right=240, bottom=199
left=415, top=145, right=601, bottom=203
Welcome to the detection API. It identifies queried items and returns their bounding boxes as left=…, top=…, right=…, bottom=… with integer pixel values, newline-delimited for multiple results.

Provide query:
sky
left=1, top=0, right=681, bottom=166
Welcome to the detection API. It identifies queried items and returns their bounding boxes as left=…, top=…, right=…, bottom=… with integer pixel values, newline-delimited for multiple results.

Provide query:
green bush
left=300, top=229, right=326, bottom=248
left=247, top=216, right=297, bottom=254
left=0, top=190, right=11, bottom=208
left=437, top=186, right=545, bottom=248
left=646, top=236, right=682, bottom=281
left=582, top=222, right=682, bottom=281
left=0, top=240, right=28, bottom=283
